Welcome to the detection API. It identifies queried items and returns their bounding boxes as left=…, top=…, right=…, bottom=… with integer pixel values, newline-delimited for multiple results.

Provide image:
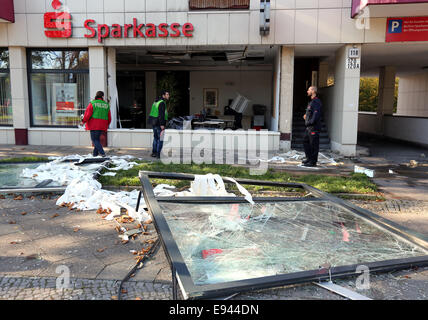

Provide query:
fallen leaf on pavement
left=96, top=248, right=105, bottom=253
left=51, top=213, right=59, bottom=219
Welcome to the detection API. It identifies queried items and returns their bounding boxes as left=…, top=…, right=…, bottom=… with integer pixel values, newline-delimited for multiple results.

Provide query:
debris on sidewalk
left=20, top=154, right=154, bottom=223
left=354, top=165, right=374, bottom=178
left=409, top=160, right=418, bottom=168
left=174, top=173, right=254, bottom=204
left=259, top=150, right=342, bottom=167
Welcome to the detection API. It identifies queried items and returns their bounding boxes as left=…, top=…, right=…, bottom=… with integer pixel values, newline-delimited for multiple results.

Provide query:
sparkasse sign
left=43, top=0, right=194, bottom=42
left=84, top=19, right=194, bottom=43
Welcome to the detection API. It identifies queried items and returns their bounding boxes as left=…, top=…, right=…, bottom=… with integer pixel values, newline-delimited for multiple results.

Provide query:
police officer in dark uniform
left=302, top=86, right=322, bottom=167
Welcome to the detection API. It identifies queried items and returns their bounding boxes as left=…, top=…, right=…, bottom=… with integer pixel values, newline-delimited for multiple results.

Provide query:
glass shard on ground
left=158, top=201, right=427, bottom=286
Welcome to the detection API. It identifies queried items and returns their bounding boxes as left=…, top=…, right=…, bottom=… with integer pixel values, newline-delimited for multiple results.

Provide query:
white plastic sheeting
left=174, top=174, right=254, bottom=205
left=21, top=154, right=152, bottom=223
left=20, top=155, right=255, bottom=223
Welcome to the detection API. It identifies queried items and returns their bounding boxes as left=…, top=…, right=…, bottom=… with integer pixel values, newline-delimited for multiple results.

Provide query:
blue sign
left=388, top=19, right=403, bottom=34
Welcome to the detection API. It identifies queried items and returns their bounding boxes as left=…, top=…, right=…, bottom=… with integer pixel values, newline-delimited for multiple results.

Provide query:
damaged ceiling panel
left=139, top=172, right=428, bottom=300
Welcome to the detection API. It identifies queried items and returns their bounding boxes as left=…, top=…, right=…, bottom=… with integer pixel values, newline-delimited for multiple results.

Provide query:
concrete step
left=291, top=144, right=331, bottom=150
left=293, top=124, right=327, bottom=131
left=292, top=138, right=331, bottom=144
left=292, top=132, right=330, bottom=138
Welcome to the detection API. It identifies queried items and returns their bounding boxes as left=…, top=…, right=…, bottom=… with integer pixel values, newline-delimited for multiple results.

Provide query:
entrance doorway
left=116, top=72, right=146, bottom=129
left=156, top=71, right=190, bottom=119
left=293, top=58, right=319, bottom=115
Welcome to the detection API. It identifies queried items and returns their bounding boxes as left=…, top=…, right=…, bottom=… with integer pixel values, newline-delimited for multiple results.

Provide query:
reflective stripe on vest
left=149, top=100, right=168, bottom=120
left=91, top=100, right=110, bottom=121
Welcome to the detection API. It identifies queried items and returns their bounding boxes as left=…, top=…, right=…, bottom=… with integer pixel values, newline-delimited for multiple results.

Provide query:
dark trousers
left=90, top=130, right=106, bottom=157
left=152, top=126, right=163, bottom=156
left=303, top=128, right=319, bottom=164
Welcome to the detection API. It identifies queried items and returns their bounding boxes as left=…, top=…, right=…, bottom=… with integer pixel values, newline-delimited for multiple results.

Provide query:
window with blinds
left=189, top=0, right=250, bottom=10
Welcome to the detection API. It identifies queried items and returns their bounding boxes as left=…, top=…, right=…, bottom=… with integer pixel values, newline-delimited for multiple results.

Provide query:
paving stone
left=30, top=235, right=89, bottom=263
left=37, top=253, right=106, bottom=280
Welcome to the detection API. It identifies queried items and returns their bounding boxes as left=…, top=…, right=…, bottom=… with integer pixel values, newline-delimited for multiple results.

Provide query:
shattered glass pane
left=158, top=201, right=427, bottom=286
left=0, top=163, right=44, bottom=188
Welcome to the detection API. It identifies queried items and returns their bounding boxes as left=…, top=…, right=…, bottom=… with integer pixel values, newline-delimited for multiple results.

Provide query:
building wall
left=189, top=70, right=273, bottom=117
left=0, top=128, right=15, bottom=144
left=24, top=125, right=281, bottom=152
left=0, top=0, right=388, bottom=48
left=358, top=113, right=428, bottom=147
left=396, top=72, right=428, bottom=117
left=358, top=112, right=377, bottom=134
left=322, top=44, right=361, bottom=156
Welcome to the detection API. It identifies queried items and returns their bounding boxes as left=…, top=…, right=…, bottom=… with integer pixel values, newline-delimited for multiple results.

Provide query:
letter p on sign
left=388, top=20, right=402, bottom=34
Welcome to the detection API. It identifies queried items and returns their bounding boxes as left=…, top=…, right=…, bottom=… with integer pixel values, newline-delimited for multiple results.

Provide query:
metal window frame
left=0, top=48, right=12, bottom=127
left=0, top=159, right=110, bottom=194
left=138, top=171, right=428, bottom=300
left=0, top=70, right=12, bottom=127
left=27, top=48, right=90, bottom=128
left=0, top=47, right=10, bottom=69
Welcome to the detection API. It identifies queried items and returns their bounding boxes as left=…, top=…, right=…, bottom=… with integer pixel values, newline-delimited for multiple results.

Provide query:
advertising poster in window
left=53, top=83, right=77, bottom=114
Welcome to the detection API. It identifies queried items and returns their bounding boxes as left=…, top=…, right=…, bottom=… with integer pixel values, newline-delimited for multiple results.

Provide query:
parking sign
left=386, top=17, right=428, bottom=42
left=388, top=20, right=402, bottom=34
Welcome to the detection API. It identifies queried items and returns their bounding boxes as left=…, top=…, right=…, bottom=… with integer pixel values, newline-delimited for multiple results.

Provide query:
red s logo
left=44, top=1, right=72, bottom=38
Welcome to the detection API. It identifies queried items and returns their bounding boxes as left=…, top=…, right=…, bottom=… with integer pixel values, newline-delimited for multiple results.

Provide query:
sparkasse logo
left=44, top=0, right=72, bottom=38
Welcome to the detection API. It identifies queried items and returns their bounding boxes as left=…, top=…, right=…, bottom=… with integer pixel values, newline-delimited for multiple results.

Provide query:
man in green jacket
left=148, top=91, right=169, bottom=159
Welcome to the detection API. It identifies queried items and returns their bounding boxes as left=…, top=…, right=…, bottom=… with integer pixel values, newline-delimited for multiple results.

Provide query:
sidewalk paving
left=1, top=193, right=428, bottom=300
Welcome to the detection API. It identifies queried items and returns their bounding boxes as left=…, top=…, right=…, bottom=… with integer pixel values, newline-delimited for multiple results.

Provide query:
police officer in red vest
left=82, top=91, right=111, bottom=157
